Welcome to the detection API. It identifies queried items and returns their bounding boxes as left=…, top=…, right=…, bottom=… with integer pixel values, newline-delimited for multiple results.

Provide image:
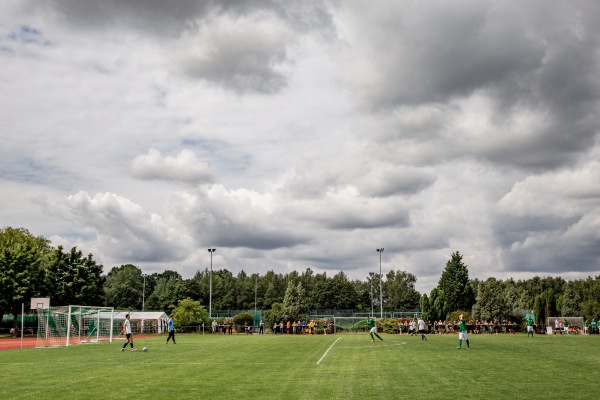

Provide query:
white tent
left=110, top=311, right=169, bottom=334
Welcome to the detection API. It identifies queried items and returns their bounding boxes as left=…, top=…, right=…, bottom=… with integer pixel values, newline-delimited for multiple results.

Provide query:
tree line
left=2, top=227, right=600, bottom=327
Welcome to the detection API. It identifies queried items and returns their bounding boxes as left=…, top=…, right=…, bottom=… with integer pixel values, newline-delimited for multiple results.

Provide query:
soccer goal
left=36, top=305, right=115, bottom=347
left=333, top=317, right=371, bottom=334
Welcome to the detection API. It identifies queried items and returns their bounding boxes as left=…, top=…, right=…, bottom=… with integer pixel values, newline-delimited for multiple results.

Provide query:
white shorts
left=370, top=327, right=378, bottom=334
left=527, top=326, right=533, bottom=332
left=459, top=332, right=468, bottom=340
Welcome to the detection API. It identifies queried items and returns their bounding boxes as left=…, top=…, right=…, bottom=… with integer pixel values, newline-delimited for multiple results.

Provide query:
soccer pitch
left=1, top=333, right=598, bottom=399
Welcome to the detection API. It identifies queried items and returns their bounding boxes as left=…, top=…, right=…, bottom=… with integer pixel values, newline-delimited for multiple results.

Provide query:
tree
left=437, top=251, right=475, bottom=314
left=283, top=282, right=308, bottom=321
left=0, top=227, right=51, bottom=327
left=264, top=302, right=285, bottom=331
left=331, top=271, right=359, bottom=310
left=420, top=294, right=432, bottom=322
left=172, top=298, right=207, bottom=331
left=384, top=270, right=421, bottom=311
left=145, top=274, right=188, bottom=313
left=561, top=281, right=582, bottom=317
left=475, top=277, right=506, bottom=322
left=428, top=287, right=445, bottom=322
left=103, top=264, right=143, bottom=309
left=45, top=246, right=105, bottom=306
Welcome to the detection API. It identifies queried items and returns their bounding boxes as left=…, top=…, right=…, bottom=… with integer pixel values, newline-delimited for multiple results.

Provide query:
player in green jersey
left=457, top=314, right=470, bottom=349
left=366, top=317, right=383, bottom=342
left=526, top=315, right=534, bottom=337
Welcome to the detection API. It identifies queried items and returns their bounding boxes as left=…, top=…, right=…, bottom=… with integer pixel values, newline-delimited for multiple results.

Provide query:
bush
left=233, top=312, right=255, bottom=331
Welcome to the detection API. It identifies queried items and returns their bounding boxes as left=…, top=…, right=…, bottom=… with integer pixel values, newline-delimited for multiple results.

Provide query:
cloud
left=173, top=12, right=293, bottom=93
left=65, top=191, right=189, bottom=262
left=131, top=148, right=215, bottom=184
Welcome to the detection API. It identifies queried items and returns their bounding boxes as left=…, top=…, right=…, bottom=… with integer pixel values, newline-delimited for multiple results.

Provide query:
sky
left=1, top=0, right=599, bottom=295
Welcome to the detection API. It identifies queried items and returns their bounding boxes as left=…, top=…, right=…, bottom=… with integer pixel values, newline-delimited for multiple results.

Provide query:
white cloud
left=131, top=148, right=215, bottom=184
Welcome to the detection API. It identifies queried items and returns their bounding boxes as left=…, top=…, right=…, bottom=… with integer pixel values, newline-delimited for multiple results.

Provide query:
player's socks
left=466, top=340, right=470, bottom=349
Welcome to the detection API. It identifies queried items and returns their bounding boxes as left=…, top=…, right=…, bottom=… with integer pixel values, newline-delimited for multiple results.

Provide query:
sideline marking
left=316, top=337, right=342, bottom=365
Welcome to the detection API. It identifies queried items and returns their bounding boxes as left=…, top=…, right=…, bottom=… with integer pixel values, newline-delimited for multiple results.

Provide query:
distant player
left=563, top=319, right=569, bottom=335
left=417, top=317, right=427, bottom=341
left=166, top=314, right=176, bottom=344
left=121, top=314, right=136, bottom=352
left=526, top=315, right=534, bottom=337
left=457, top=314, right=470, bottom=349
left=366, top=317, right=383, bottom=343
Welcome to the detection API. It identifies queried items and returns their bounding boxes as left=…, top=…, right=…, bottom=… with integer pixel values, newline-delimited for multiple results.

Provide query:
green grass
left=1, top=333, right=599, bottom=399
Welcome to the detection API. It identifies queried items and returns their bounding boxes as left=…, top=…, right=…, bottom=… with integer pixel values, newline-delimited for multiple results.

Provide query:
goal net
left=36, top=305, right=115, bottom=347
left=333, top=317, right=372, bottom=334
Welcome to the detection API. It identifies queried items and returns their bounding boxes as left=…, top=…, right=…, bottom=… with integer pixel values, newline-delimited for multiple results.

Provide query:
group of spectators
left=397, top=319, right=524, bottom=335
left=272, top=320, right=333, bottom=335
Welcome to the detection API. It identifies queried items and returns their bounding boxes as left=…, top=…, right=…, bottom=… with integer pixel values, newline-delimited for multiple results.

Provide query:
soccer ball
left=142, top=347, right=148, bottom=352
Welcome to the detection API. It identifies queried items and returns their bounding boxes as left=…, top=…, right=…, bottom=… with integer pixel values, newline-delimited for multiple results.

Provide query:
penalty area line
left=316, top=337, right=342, bottom=365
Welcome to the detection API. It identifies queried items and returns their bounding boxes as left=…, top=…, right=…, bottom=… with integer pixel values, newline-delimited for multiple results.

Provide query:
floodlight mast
left=208, top=249, right=216, bottom=318
left=377, top=248, right=384, bottom=318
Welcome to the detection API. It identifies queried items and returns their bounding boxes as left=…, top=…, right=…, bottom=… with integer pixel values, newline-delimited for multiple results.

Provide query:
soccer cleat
left=456, top=347, right=461, bottom=349
left=120, top=348, right=124, bottom=352
left=371, top=340, right=374, bottom=342
left=131, top=348, right=137, bottom=352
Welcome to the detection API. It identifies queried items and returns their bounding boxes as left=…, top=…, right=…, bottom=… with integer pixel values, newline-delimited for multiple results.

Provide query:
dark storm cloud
left=18, top=0, right=335, bottom=94
left=343, top=0, right=600, bottom=171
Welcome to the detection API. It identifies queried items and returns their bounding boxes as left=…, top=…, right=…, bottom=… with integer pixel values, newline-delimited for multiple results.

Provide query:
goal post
left=36, top=305, right=115, bottom=348
left=333, top=316, right=372, bottom=334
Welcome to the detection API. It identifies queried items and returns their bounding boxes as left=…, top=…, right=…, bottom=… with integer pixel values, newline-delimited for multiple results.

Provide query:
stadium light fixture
left=208, top=249, right=216, bottom=318
left=377, top=248, right=384, bottom=318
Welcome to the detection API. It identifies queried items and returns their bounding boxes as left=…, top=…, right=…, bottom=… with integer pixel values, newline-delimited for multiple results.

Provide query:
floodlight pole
left=208, top=249, right=216, bottom=318
left=369, top=272, right=374, bottom=318
left=377, top=248, right=384, bottom=318
left=142, top=274, right=146, bottom=311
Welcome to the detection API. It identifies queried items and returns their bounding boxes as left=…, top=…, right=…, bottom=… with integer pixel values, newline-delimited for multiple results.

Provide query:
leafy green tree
left=45, top=246, right=105, bottom=306
left=311, top=272, right=332, bottom=309
left=533, top=289, right=556, bottom=324
left=331, top=271, right=359, bottom=310
left=145, top=272, right=188, bottom=313
left=103, top=264, right=143, bottom=309
left=428, top=287, right=445, bottom=322
left=420, top=294, right=431, bottom=322
left=580, top=299, right=600, bottom=321
left=283, top=282, right=308, bottom=321
left=475, top=277, right=506, bottom=322
left=0, top=227, right=51, bottom=326
left=172, top=298, right=207, bottom=331
left=264, top=302, right=285, bottom=331
left=262, top=270, right=285, bottom=308
left=437, top=251, right=475, bottom=314
left=561, top=281, right=582, bottom=316
left=384, top=270, right=420, bottom=311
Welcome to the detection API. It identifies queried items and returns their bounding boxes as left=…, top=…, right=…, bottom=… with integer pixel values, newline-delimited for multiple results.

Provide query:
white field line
left=316, top=336, right=341, bottom=365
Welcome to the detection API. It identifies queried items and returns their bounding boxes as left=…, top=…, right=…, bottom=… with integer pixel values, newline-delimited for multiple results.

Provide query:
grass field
left=1, top=332, right=598, bottom=399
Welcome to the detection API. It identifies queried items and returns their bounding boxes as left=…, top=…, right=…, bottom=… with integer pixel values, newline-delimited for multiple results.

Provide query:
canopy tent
left=106, top=311, right=169, bottom=334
